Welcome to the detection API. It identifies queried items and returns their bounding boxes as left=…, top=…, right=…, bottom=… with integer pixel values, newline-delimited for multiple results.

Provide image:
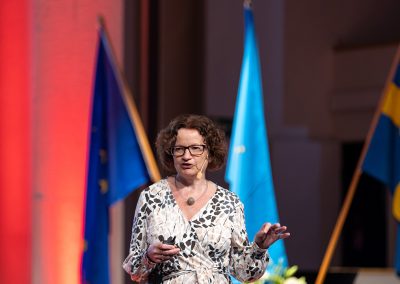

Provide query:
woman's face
left=172, top=128, right=208, bottom=178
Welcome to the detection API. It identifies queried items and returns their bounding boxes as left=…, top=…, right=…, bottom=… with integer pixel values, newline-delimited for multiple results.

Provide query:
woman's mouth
left=181, top=163, right=193, bottom=169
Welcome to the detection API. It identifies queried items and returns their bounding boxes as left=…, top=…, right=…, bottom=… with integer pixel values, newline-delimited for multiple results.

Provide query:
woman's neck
left=175, top=174, right=206, bottom=188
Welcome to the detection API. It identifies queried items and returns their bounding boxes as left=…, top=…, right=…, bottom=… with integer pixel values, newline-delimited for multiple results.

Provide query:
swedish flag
left=362, top=57, right=400, bottom=275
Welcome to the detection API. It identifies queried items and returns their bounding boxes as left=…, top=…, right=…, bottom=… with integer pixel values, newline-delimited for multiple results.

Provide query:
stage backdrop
left=0, top=1, right=32, bottom=283
left=0, top=0, right=124, bottom=283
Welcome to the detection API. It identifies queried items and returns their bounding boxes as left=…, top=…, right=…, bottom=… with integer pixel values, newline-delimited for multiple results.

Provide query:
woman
left=123, top=114, right=290, bottom=283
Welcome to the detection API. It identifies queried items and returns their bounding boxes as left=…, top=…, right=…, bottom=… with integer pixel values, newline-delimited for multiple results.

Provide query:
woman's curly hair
left=156, top=114, right=227, bottom=174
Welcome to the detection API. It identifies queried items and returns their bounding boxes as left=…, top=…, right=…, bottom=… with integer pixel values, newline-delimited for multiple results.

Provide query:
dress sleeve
left=122, top=190, right=156, bottom=281
left=229, top=202, right=270, bottom=282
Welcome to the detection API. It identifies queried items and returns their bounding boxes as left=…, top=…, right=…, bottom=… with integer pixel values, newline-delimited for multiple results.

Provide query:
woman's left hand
left=254, top=223, right=290, bottom=249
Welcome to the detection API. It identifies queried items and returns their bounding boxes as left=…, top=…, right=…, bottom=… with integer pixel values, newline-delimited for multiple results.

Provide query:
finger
left=154, top=241, right=166, bottom=248
left=158, top=255, right=169, bottom=261
left=271, top=232, right=290, bottom=243
left=271, top=223, right=281, bottom=228
left=149, top=247, right=165, bottom=260
left=261, top=222, right=272, bottom=234
left=274, top=226, right=287, bottom=234
left=270, top=223, right=281, bottom=232
left=156, top=253, right=176, bottom=262
left=160, top=243, right=177, bottom=250
left=152, top=252, right=164, bottom=261
left=279, top=232, right=291, bottom=239
left=163, top=248, right=181, bottom=256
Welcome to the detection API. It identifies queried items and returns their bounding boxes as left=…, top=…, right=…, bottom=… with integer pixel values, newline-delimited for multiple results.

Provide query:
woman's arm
left=122, top=191, right=156, bottom=282
left=229, top=202, right=270, bottom=282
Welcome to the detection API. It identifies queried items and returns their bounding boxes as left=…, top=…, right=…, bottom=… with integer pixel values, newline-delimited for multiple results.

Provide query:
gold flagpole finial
left=244, top=0, right=253, bottom=8
left=97, top=15, right=105, bottom=28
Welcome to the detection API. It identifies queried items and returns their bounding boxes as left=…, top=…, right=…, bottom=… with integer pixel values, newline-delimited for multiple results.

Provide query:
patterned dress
left=122, top=179, right=269, bottom=283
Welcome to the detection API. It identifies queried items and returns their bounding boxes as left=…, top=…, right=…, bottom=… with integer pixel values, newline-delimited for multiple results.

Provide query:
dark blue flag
left=81, top=27, right=158, bottom=284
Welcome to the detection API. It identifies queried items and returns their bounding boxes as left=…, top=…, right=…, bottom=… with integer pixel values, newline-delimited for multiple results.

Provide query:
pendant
left=186, top=197, right=195, bottom=206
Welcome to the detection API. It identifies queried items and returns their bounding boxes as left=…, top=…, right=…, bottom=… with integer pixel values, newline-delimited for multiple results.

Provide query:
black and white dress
left=122, top=179, right=269, bottom=283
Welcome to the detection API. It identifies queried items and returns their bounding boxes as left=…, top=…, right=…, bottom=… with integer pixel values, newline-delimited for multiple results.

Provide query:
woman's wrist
left=253, top=241, right=268, bottom=251
left=251, top=242, right=269, bottom=260
left=143, top=250, right=157, bottom=268
left=145, top=251, right=156, bottom=264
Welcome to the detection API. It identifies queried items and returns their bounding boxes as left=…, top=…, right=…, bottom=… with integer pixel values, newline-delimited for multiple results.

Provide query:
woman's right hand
left=146, top=242, right=180, bottom=263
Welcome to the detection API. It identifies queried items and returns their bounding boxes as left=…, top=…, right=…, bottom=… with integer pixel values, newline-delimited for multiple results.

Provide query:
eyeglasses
left=170, top=145, right=207, bottom=157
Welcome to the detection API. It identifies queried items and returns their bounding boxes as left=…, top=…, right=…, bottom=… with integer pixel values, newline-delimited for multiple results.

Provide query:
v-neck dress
left=122, top=179, right=269, bottom=283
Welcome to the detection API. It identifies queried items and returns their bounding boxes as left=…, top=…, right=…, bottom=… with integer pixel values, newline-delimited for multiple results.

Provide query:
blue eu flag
left=81, top=28, right=155, bottom=284
left=225, top=5, right=288, bottom=269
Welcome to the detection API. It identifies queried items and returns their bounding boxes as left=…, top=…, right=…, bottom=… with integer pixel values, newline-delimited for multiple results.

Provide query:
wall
left=205, top=0, right=400, bottom=271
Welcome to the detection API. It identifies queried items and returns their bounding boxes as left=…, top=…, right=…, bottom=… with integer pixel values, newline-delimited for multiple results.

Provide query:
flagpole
left=316, top=44, right=400, bottom=284
left=97, top=17, right=161, bottom=183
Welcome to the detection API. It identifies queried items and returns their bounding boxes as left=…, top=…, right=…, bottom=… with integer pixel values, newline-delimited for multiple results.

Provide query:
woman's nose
left=182, top=148, right=192, bottom=159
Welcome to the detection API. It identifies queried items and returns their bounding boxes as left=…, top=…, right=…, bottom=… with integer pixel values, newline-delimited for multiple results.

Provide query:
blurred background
left=1, top=0, right=400, bottom=283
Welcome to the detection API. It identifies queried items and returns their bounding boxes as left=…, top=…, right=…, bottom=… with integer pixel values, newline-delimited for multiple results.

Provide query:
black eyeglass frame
left=169, top=144, right=207, bottom=157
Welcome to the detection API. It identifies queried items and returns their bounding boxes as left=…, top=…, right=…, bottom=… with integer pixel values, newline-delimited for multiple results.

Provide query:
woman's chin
left=177, top=169, right=197, bottom=177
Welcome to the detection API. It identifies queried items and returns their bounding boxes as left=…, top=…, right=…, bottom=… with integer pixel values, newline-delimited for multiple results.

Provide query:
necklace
left=174, top=176, right=208, bottom=206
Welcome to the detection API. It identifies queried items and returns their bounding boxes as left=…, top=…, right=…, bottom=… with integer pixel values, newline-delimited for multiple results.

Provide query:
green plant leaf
left=284, top=265, right=298, bottom=278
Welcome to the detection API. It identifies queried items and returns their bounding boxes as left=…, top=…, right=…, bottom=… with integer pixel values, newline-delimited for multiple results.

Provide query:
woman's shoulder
left=140, top=178, right=170, bottom=199
left=214, top=184, right=243, bottom=207
left=147, top=178, right=169, bottom=191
